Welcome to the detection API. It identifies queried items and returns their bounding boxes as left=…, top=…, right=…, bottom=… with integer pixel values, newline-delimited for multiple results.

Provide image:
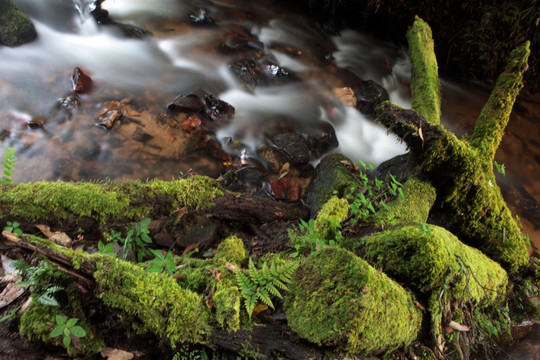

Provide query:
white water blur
left=2, top=0, right=411, bottom=181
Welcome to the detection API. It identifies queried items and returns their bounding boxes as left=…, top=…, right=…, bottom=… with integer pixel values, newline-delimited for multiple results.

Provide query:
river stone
left=354, top=80, right=389, bottom=115
left=305, top=153, right=361, bottom=216
left=203, top=94, right=235, bottom=125
left=189, top=9, right=215, bottom=25
left=307, top=121, right=339, bottom=159
left=271, top=132, right=309, bottom=165
left=284, top=247, right=422, bottom=355
left=167, top=94, right=206, bottom=114
left=0, top=0, right=37, bottom=46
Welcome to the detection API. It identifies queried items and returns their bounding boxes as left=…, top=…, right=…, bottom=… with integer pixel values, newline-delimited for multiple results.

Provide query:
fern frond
left=236, top=258, right=298, bottom=318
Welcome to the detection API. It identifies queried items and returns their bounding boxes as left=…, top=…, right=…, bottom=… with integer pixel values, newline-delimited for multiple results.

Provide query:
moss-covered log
left=284, top=246, right=422, bottom=355
left=375, top=18, right=531, bottom=274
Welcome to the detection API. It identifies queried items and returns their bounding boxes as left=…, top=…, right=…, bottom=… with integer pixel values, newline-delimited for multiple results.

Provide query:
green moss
left=421, top=132, right=529, bottom=273
left=214, top=235, right=247, bottom=266
left=360, top=224, right=508, bottom=304
left=406, top=16, right=441, bottom=125
left=0, top=0, right=37, bottom=46
left=470, top=41, right=530, bottom=164
left=93, top=255, right=209, bottom=345
left=372, top=177, right=436, bottom=227
left=1, top=176, right=225, bottom=226
left=306, top=153, right=362, bottom=215
left=213, top=279, right=242, bottom=332
left=18, top=261, right=103, bottom=356
left=314, top=196, right=349, bottom=240
left=284, top=247, right=422, bottom=355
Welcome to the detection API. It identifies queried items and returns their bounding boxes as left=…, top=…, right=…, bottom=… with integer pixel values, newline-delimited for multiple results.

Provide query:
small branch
left=469, top=41, right=530, bottom=163
left=406, top=16, right=442, bottom=125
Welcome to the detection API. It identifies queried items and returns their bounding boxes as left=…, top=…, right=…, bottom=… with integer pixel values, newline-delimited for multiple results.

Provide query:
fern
left=236, top=258, right=297, bottom=318
left=0, top=147, right=17, bottom=184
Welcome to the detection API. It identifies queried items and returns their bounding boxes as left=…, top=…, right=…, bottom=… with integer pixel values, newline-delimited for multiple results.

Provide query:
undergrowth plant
left=4, top=220, right=23, bottom=236
left=236, top=258, right=297, bottom=318
left=13, top=260, right=66, bottom=307
left=0, top=147, right=17, bottom=184
left=49, top=315, right=87, bottom=348
left=341, top=161, right=404, bottom=224
left=288, top=218, right=344, bottom=257
left=147, top=249, right=176, bottom=276
left=103, top=218, right=153, bottom=262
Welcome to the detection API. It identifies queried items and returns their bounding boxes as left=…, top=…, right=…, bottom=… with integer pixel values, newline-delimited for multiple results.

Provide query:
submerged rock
left=72, top=67, right=93, bottom=94
left=306, top=121, right=339, bottom=159
left=189, top=9, right=215, bottom=25
left=0, top=0, right=37, bottom=46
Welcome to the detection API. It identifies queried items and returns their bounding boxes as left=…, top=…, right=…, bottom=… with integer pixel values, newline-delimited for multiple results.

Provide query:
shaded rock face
left=0, top=0, right=37, bottom=46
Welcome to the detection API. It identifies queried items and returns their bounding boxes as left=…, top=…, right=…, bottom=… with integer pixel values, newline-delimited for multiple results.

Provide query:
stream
left=1, top=0, right=539, bottom=253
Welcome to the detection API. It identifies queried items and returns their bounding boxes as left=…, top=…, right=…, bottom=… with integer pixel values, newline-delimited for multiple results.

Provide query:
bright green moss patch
left=284, top=247, right=422, bottom=355
left=1, top=176, right=225, bottom=226
left=314, top=196, right=349, bottom=240
left=406, top=16, right=441, bottom=125
left=94, top=256, right=210, bottom=345
left=214, top=235, right=247, bottom=266
left=372, top=177, right=436, bottom=227
left=470, top=41, right=530, bottom=164
left=360, top=224, right=508, bottom=305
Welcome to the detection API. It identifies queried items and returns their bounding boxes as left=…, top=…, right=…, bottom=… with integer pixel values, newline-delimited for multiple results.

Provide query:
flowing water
left=1, top=0, right=539, bottom=253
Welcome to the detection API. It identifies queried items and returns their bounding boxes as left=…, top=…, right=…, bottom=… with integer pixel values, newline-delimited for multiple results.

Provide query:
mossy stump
left=284, top=246, right=422, bottom=355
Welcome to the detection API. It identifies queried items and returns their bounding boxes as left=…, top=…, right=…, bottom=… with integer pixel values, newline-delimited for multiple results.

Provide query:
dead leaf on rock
left=100, top=347, right=135, bottom=360
left=34, top=224, right=72, bottom=247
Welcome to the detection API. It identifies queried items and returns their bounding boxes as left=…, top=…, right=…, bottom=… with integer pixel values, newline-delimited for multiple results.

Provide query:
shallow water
left=1, top=0, right=409, bottom=182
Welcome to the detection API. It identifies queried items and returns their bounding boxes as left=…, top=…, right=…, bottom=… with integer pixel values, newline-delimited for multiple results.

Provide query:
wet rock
left=221, top=137, right=249, bottom=158
left=203, top=93, right=235, bottom=125
left=221, top=157, right=268, bottom=193
left=260, top=60, right=298, bottom=85
left=0, top=129, right=10, bottom=140
left=354, top=80, right=389, bottom=115
left=61, top=94, right=81, bottom=110
left=305, top=153, right=361, bottom=216
left=307, top=121, right=339, bottom=159
left=110, top=22, right=152, bottom=39
left=90, top=4, right=109, bottom=24
left=270, top=176, right=301, bottom=201
left=219, top=30, right=264, bottom=54
left=189, top=9, right=215, bottom=25
left=0, top=0, right=37, bottom=46
left=167, top=94, right=205, bottom=114
left=72, top=67, right=93, bottom=94
left=375, top=153, right=413, bottom=183
left=270, top=131, right=310, bottom=165
left=27, top=117, right=45, bottom=129
left=95, top=101, right=123, bottom=129
left=257, top=146, right=290, bottom=174
left=153, top=231, right=175, bottom=248
left=132, top=126, right=153, bottom=143
left=228, top=58, right=261, bottom=89
left=499, top=322, right=540, bottom=360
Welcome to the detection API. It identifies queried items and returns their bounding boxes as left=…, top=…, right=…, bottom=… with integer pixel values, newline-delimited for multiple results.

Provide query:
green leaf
left=147, top=266, right=163, bottom=273
left=63, top=334, right=71, bottom=348
left=49, top=326, right=64, bottom=338
left=66, top=317, right=78, bottom=328
left=70, top=325, right=87, bottom=338
left=39, top=293, right=59, bottom=307
left=55, top=315, right=67, bottom=325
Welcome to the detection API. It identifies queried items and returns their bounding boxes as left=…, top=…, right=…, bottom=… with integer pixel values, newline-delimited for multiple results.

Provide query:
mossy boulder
left=305, top=153, right=361, bottom=216
left=284, top=246, right=422, bottom=355
left=359, top=224, right=508, bottom=305
left=371, top=177, right=436, bottom=227
left=0, top=0, right=37, bottom=46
